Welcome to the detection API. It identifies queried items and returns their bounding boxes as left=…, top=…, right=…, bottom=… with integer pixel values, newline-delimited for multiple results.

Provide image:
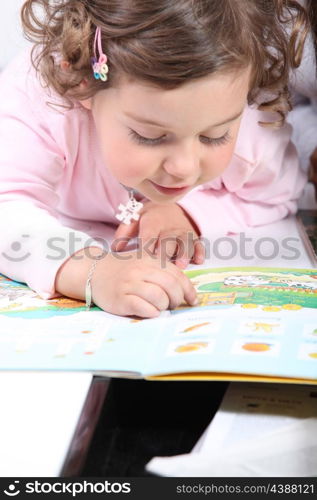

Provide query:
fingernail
left=192, top=297, right=199, bottom=306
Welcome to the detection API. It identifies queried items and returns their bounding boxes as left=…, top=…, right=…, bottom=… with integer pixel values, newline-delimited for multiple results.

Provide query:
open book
left=296, top=210, right=317, bottom=265
left=0, top=266, right=316, bottom=384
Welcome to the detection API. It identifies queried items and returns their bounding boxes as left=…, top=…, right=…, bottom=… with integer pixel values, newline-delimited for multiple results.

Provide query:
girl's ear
left=60, top=63, right=93, bottom=109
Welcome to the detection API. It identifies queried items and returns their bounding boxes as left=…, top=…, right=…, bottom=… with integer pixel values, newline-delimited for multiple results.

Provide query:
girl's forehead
left=94, top=68, right=251, bottom=129
left=116, top=66, right=251, bottom=95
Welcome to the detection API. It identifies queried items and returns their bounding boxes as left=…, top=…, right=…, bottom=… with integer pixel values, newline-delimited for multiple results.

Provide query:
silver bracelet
left=85, top=252, right=106, bottom=310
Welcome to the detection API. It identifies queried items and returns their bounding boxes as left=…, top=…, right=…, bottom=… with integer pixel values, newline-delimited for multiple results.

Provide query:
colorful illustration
left=181, top=322, right=211, bottom=333
left=166, top=340, right=213, bottom=356
left=245, top=322, right=279, bottom=333
left=282, top=304, right=302, bottom=311
left=223, top=274, right=317, bottom=291
left=262, top=306, right=282, bottom=312
left=242, top=342, right=272, bottom=352
left=185, top=267, right=317, bottom=309
left=175, top=291, right=238, bottom=311
left=0, top=276, right=88, bottom=318
left=230, top=338, right=281, bottom=357
left=298, top=343, right=317, bottom=361
left=175, top=342, right=209, bottom=353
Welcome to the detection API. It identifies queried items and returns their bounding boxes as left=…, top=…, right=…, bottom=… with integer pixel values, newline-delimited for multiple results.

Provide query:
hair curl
left=306, top=0, right=317, bottom=67
left=21, top=0, right=309, bottom=126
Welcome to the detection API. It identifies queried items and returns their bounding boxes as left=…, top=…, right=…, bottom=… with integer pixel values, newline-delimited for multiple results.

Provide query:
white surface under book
left=146, top=382, right=317, bottom=477
left=0, top=372, right=93, bottom=476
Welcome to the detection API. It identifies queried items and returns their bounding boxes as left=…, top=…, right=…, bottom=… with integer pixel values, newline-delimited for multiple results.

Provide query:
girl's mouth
left=150, top=181, right=190, bottom=196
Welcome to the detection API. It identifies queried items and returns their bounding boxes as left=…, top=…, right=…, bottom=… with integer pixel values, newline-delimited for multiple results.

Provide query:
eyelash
left=199, top=132, right=231, bottom=146
left=129, top=130, right=231, bottom=147
left=129, top=130, right=165, bottom=146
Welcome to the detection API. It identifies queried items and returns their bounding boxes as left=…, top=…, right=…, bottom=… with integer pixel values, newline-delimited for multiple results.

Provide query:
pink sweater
left=0, top=50, right=306, bottom=298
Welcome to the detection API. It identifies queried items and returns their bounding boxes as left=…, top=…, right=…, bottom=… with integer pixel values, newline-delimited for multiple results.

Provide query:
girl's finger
left=127, top=281, right=170, bottom=312
left=174, top=232, right=196, bottom=268
left=138, top=213, right=163, bottom=254
left=156, top=235, right=178, bottom=261
left=111, top=220, right=139, bottom=251
left=138, top=227, right=160, bottom=255
left=192, top=239, right=205, bottom=265
left=142, top=269, right=185, bottom=309
left=166, top=263, right=198, bottom=306
left=145, top=266, right=197, bottom=308
left=122, top=294, right=161, bottom=318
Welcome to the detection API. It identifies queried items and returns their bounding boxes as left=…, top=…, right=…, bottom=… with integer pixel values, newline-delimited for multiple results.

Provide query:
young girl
left=0, top=0, right=308, bottom=318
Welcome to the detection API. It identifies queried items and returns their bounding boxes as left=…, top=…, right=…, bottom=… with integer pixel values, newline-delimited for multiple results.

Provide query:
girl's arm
left=0, top=59, right=103, bottom=299
left=0, top=200, right=102, bottom=299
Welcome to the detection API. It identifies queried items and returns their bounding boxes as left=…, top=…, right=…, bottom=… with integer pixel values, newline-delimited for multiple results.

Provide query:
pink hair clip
left=91, top=27, right=109, bottom=81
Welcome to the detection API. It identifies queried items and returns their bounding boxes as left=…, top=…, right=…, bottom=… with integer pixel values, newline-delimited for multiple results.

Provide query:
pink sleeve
left=0, top=58, right=102, bottom=298
left=178, top=109, right=307, bottom=237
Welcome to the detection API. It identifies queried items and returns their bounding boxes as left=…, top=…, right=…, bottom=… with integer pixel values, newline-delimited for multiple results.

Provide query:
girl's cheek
left=106, top=146, right=156, bottom=182
left=206, top=144, right=235, bottom=177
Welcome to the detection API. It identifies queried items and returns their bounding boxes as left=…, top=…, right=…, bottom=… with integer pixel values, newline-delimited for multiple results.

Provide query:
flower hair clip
left=91, top=27, right=109, bottom=81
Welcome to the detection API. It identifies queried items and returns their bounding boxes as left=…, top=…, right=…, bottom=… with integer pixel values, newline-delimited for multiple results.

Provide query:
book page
left=0, top=276, right=161, bottom=375
left=144, top=267, right=317, bottom=381
left=296, top=210, right=317, bottom=266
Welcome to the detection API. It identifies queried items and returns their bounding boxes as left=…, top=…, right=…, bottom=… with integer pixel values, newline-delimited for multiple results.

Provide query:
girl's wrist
left=55, top=247, right=106, bottom=301
left=85, top=251, right=107, bottom=309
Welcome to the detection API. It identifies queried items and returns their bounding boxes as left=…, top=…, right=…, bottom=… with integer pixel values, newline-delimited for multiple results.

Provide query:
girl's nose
left=162, top=143, right=199, bottom=180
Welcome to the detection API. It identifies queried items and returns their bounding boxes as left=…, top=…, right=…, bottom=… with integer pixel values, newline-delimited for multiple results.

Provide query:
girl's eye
left=129, top=129, right=231, bottom=147
left=200, top=131, right=231, bottom=146
left=129, top=130, right=166, bottom=146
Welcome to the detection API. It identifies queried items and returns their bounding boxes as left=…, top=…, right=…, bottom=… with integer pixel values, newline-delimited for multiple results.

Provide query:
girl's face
left=87, top=68, right=250, bottom=203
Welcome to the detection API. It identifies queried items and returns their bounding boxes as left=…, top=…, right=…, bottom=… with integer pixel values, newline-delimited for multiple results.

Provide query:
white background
left=0, top=0, right=29, bottom=69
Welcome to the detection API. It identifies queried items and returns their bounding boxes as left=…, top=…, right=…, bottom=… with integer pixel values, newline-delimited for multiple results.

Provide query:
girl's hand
left=56, top=248, right=198, bottom=318
left=111, top=202, right=205, bottom=269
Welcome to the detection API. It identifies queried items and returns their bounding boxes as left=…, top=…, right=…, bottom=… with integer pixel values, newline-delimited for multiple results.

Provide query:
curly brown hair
left=307, top=0, right=317, bottom=64
left=21, top=0, right=309, bottom=126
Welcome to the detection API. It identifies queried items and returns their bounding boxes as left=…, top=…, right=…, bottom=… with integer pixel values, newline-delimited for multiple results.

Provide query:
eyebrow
left=211, top=109, right=244, bottom=128
left=124, top=109, right=244, bottom=129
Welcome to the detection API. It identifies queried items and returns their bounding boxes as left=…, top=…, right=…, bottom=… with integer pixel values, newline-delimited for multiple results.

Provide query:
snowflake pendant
left=115, top=191, right=143, bottom=225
